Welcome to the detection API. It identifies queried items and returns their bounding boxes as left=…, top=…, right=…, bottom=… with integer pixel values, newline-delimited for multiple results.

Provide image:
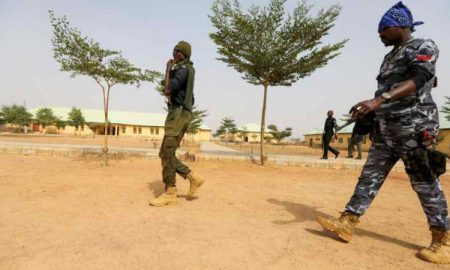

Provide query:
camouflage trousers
left=344, top=135, right=449, bottom=231
left=159, top=107, right=192, bottom=188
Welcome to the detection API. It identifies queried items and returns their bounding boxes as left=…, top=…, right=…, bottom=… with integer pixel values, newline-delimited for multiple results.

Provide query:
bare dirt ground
left=1, top=153, right=448, bottom=270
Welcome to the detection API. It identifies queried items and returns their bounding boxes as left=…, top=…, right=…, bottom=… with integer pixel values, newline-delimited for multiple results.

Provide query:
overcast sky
left=1, top=0, right=449, bottom=137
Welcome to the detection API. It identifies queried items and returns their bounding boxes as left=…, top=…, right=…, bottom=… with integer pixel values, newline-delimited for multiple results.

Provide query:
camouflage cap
left=174, top=41, right=191, bottom=58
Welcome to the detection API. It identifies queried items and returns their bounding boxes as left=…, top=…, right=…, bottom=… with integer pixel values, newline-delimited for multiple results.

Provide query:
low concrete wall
left=1, top=142, right=449, bottom=176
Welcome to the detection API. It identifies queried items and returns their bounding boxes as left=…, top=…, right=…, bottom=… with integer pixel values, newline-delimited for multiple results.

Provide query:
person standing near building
left=347, top=126, right=363, bottom=159
left=321, top=110, right=340, bottom=159
left=316, top=2, right=449, bottom=264
left=149, top=41, right=205, bottom=207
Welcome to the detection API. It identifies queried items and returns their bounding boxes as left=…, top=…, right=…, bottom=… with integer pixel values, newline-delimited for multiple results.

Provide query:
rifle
left=336, top=111, right=376, bottom=135
left=336, top=117, right=356, bottom=132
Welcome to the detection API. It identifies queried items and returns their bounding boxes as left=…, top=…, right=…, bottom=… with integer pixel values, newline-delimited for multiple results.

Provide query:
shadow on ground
left=267, top=198, right=422, bottom=251
left=148, top=180, right=196, bottom=200
left=148, top=180, right=164, bottom=196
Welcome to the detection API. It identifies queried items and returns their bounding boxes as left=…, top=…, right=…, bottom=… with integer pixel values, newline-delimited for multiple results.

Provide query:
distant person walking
left=321, top=110, right=340, bottom=159
left=347, top=127, right=363, bottom=159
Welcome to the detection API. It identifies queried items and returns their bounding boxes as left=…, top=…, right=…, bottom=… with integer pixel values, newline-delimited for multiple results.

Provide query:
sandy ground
left=1, top=153, right=449, bottom=270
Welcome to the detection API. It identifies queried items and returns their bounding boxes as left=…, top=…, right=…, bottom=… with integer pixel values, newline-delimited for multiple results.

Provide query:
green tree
left=268, top=124, right=292, bottom=143
left=214, top=126, right=226, bottom=137
left=67, top=107, right=86, bottom=135
left=0, top=105, right=33, bottom=133
left=154, top=80, right=166, bottom=96
left=49, top=11, right=160, bottom=165
left=35, top=107, right=57, bottom=133
left=215, top=117, right=238, bottom=142
left=55, top=117, right=67, bottom=134
left=442, top=96, right=450, bottom=121
left=154, top=83, right=207, bottom=137
left=187, top=106, right=208, bottom=135
left=209, top=0, right=347, bottom=164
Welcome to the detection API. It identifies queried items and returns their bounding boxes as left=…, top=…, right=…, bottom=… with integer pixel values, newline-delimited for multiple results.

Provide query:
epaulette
left=407, top=38, right=427, bottom=50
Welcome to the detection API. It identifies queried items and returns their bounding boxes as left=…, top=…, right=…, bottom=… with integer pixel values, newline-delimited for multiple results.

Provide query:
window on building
left=133, top=127, right=137, bottom=134
left=138, top=126, right=142, bottom=134
left=122, top=127, right=126, bottom=133
left=338, top=138, right=343, bottom=143
left=150, top=127, right=154, bottom=135
left=156, top=128, right=159, bottom=135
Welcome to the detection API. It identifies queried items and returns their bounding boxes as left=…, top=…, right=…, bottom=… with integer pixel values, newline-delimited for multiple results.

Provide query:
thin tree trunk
left=225, top=131, right=228, bottom=146
left=260, top=84, right=268, bottom=165
left=102, top=86, right=110, bottom=166
left=103, top=113, right=109, bottom=166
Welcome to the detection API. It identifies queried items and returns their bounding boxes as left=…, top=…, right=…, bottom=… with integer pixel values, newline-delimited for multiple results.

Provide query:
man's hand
left=166, top=59, right=175, bottom=72
left=164, top=59, right=175, bottom=97
left=164, top=89, right=171, bottom=97
left=350, top=96, right=384, bottom=119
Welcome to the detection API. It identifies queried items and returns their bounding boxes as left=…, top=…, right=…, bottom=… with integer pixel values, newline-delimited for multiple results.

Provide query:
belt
left=168, top=104, right=191, bottom=113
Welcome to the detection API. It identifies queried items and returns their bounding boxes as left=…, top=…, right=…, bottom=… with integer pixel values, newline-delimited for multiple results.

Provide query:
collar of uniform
left=389, top=37, right=415, bottom=56
left=173, top=59, right=193, bottom=70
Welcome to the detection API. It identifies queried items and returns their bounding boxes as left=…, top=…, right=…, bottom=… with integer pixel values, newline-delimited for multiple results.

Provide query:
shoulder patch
left=416, top=55, right=432, bottom=62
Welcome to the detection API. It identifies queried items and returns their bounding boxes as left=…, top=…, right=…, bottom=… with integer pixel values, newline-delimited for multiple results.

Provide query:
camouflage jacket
left=375, top=38, right=440, bottom=139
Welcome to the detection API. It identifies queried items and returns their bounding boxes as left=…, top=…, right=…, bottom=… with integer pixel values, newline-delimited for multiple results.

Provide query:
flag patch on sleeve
left=416, top=55, right=432, bottom=62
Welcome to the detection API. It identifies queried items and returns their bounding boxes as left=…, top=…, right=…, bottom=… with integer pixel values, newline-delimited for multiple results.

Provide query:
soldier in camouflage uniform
left=316, top=2, right=449, bottom=264
left=149, top=41, right=205, bottom=207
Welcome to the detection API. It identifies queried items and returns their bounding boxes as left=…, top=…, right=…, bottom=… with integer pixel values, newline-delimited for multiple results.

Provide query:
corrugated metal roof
left=29, top=107, right=211, bottom=130
left=237, top=123, right=270, bottom=133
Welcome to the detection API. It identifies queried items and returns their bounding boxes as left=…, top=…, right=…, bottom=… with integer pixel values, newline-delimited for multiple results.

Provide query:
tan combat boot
left=149, top=187, right=177, bottom=207
left=186, top=172, right=205, bottom=198
left=418, top=229, right=450, bottom=264
left=316, top=212, right=360, bottom=242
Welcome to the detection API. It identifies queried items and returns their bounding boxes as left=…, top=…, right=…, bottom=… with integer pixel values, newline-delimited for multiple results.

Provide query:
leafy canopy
left=0, top=105, right=33, bottom=126
left=442, top=96, right=450, bottom=121
left=35, top=108, right=58, bottom=128
left=209, top=0, right=347, bottom=87
left=49, top=10, right=160, bottom=87
left=187, top=106, right=208, bottom=134
left=68, top=107, right=85, bottom=128
left=268, top=124, right=292, bottom=143
left=215, top=117, right=238, bottom=136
